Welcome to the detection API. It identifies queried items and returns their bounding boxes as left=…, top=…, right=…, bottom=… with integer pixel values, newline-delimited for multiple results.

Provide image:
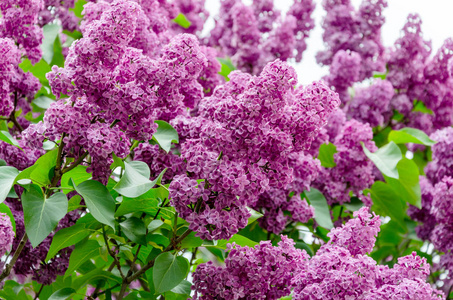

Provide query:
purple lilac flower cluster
left=314, top=119, right=377, bottom=205
left=207, top=0, right=315, bottom=74
left=406, top=127, right=453, bottom=292
left=347, top=78, right=395, bottom=128
left=0, top=38, right=41, bottom=130
left=192, top=235, right=309, bottom=300
left=23, top=0, right=208, bottom=182
left=171, top=0, right=209, bottom=35
left=193, top=208, right=444, bottom=299
left=0, top=213, right=14, bottom=258
left=38, top=0, right=80, bottom=32
left=318, top=0, right=387, bottom=82
left=0, top=0, right=44, bottom=63
left=252, top=152, right=320, bottom=234
left=170, top=60, right=340, bottom=240
left=292, top=207, right=444, bottom=299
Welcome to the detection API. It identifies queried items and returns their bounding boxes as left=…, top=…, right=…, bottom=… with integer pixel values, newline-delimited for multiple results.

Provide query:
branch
left=62, top=151, right=89, bottom=174
left=0, top=233, right=28, bottom=283
left=102, top=226, right=125, bottom=279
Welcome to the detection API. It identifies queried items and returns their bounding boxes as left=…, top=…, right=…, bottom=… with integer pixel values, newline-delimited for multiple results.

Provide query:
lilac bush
left=0, top=0, right=451, bottom=299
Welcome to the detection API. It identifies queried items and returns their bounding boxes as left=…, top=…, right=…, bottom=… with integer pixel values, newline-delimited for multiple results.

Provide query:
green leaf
left=318, top=143, right=337, bottom=168
left=171, top=280, right=192, bottom=295
left=61, top=165, right=90, bottom=194
left=152, top=121, right=179, bottom=153
left=373, top=71, right=387, bottom=80
left=66, top=239, right=101, bottom=276
left=0, top=131, right=21, bottom=149
left=172, top=13, right=191, bottom=29
left=388, top=127, right=436, bottom=146
left=153, top=253, right=189, bottom=294
left=72, top=269, right=121, bottom=291
left=113, top=161, right=165, bottom=198
left=217, top=57, right=236, bottom=81
left=304, top=188, right=333, bottom=229
left=385, top=158, right=421, bottom=208
left=362, top=141, right=402, bottom=179
left=32, top=96, right=55, bottom=110
left=343, top=197, right=364, bottom=212
left=179, top=231, right=203, bottom=249
left=0, top=203, right=16, bottom=234
left=41, top=24, right=62, bottom=64
left=0, top=166, right=19, bottom=203
left=148, top=220, right=164, bottom=233
left=73, top=180, right=116, bottom=229
left=370, top=181, right=407, bottom=232
left=216, top=234, right=259, bottom=249
left=50, top=33, right=65, bottom=68
left=15, top=149, right=58, bottom=186
left=46, top=224, right=91, bottom=261
left=68, top=194, right=82, bottom=212
left=48, top=288, right=76, bottom=300
left=412, top=100, right=433, bottom=115
left=119, top=217, right=147, bottom=245
left=22, top=186, right=68, bottom=247
left=246, top=206, right=263, bottom=225
left=70, top=0, right=87, bottom=18
left=21, top=59, right=52, bottom=86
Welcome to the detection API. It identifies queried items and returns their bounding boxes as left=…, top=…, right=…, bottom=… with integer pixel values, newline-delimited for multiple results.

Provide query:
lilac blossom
left=0, top=0, right=44, bottom=63
left=192, top=235, right=309, bottom=300
left=317, top=0, right=387, bottom=81
left=170, top=60, right=339, bottom=240
left=347, top=79, right=395, bottom=127
left=0, top=213, right=14, bottom=258
left=314, top=119, right=377, bottom=205
left=208, top=0, right=315, bottom=74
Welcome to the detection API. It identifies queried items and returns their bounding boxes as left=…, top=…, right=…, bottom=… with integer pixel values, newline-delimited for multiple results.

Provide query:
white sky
left=204, top=0, right=453, bottom=84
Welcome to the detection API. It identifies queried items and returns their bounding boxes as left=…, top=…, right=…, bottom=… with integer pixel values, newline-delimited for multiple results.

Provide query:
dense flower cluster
left=192, top=208, right=444, bottom=299
left=0, top=0, right=43, bottom=63
left=207, top=0, right=315, bottom=74
left=252, top=152, right=320, bottom=234
left=170, top=60, right=339, bottom=240
left=0, top=38, right=41, bottom=127
left=314, top=119, right=377, bottom=205
left=324, top=50, right=361, bottom=103
left=0, top=213, right=14, bottom=258
left=292, top=207, right=444, bottom=299
left=39, top=0, right=80, bottom=31
left=192, top=235, right=309, bottom=300
left=317, top=0, right=387, bottom=81
left=171, top=0, right=208, bottom=35
left=347, top=79, right=395, bottom=128
left=23, top=0, right=210, bottom=182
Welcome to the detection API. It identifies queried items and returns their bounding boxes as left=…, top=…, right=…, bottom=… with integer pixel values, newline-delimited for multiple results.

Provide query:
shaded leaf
left=172, top=13, right=191, bottom=29
left=65, top=239, right=101, bottom=276
left=152, top=121, right=179, bottom=153
left=73, top=180, right=116, bottom=229
left=46, top=224, right=91, bottom=261
left=48, top=288, right=76, bottom=300
left=114, top=161, right=165, bottom=198
left=388, top=127, right=436, bottom=146
left=304, top=188, right=333, bottom=229
left=22, top=186, right=68, bottom=247
left=0, top=166, right=19, bottom=204
left=318, top=143, right=337, bottom=168
left=153, top=253, right=189, bottom=294
left=362, top=141, right=402, bottom=179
